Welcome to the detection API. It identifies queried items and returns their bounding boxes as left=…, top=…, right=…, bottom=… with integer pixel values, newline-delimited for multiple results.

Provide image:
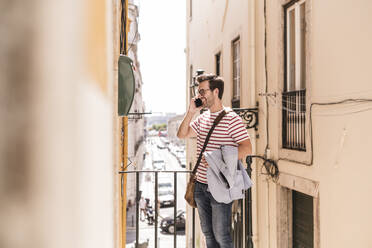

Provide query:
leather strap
left=192, top=109, right=227, bottom=175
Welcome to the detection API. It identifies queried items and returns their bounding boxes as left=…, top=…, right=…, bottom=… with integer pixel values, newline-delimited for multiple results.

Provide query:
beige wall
left=186, top=0, right=372, bottom=247
left=0, top=0, right=121, bottom=247
left=262, top=0, right=372, bottom=247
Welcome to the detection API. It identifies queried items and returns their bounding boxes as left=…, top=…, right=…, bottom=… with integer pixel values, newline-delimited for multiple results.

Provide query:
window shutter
left=293, top=191, right=314, bottom=248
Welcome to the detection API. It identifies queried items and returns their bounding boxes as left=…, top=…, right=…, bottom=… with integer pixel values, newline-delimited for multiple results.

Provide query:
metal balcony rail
left=282, top=90, right=306, bottom=151
left=118, top=170, right=195, bottom=248
left=119, top=155, right=255, bottom=248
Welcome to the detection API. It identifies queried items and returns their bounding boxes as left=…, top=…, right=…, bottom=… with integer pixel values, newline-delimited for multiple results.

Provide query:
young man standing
left=177, top=74, right=252, bottom=248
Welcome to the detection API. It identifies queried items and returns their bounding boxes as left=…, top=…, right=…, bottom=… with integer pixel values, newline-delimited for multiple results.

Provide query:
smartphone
left=194, top=98, right=203, bottom=107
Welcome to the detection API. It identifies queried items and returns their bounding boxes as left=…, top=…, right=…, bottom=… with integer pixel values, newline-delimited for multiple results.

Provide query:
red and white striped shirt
left=190, top=107, right=250, bottom=184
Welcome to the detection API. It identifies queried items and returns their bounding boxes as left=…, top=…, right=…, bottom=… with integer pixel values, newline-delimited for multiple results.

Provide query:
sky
left=137, top=0, right=186, bottom=115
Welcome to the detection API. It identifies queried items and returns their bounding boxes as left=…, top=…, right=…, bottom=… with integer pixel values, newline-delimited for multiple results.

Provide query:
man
left=177, top=74, right=252, bottom=248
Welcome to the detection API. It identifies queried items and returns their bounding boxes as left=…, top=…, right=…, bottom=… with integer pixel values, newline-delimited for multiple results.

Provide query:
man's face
left=197, top=81, right=216, bottom=109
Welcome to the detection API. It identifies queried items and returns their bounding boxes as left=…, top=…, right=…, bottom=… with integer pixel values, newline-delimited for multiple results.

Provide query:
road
left=127, top=137, right=187, bottom=248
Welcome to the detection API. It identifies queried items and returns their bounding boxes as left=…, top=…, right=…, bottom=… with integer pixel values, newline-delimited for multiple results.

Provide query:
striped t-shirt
left=190, top=107, right=250, bottom=184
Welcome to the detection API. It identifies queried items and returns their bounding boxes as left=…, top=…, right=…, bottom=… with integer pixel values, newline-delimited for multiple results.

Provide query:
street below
left=127, top=137, right=187, bottom=248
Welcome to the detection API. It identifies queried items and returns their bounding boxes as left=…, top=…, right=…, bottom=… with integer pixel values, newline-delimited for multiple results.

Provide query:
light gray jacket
left=204, top=145, right=253, bottom=204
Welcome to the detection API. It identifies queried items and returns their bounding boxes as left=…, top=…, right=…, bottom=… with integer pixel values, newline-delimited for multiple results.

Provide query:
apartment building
left=185, top=0, right=372, bottom=247
left=168, top=115, right=186, bottom=146
left=125, top=0, right=146, bottom=207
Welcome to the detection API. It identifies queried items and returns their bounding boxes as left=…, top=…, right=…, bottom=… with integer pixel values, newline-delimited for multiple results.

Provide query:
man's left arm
left=237, top=138, right=252, bottom=160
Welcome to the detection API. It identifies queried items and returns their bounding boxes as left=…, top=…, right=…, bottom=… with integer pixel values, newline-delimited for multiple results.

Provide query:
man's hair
left=196, top=74, right=224, bottom=99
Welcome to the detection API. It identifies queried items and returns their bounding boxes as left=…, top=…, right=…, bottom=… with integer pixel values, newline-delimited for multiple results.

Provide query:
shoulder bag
left=184, top=110, right=227, bottom=208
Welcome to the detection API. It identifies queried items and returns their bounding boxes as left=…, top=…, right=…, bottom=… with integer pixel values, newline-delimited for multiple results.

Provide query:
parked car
left=156, top=138, right=167, bottom=149
left=160, top=210, right=186, bottom=234
left=158, top=181, right=173, bottom=192
left=152, top=160, right=165, bottom=170
left=179, top=157, right=186, bottom=168
left=168, top=143, right=177, bottom=155
left=158, top=190, right=174, bottom=207
left=157, top=144, right=166, bottom=149
left=175, top=149, right=185, bottom=159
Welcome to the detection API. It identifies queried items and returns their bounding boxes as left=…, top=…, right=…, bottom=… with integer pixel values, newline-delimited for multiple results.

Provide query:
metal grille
left=120, top=158, right=255, bottom=248
left=231, top=157, right=254, bottom=248
left=119, top=170, right=195, bottom=248
left=293, top=191, right=314, bottom=248
left=282, top=90, right=306, bottom=151
left=231, top=200, right=243, bottom=248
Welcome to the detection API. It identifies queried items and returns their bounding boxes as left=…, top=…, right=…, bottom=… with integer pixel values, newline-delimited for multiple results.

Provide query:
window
left=215, top=52, right=221, bottom=76
left=286, top=0, right=306, bottom=92
left=189, top=65, right=194, bottom=98
left=283, top=0, right=306, bottom=150
left=232, top=38, right=240, bottom=108
left=293, top=191, right=314, bottom=248
left=189, top=0, right=192, bottom=20
left=277, top=183, right=318, bottom=248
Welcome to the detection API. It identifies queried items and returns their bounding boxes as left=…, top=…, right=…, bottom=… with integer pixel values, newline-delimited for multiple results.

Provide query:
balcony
left=120, top=137, right=254, bottom=248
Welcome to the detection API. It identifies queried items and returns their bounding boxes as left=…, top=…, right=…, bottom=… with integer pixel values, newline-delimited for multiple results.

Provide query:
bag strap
left=192, top=109, right=227, bottom=175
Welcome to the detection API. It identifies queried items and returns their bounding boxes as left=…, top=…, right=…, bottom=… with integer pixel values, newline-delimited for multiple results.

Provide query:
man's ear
left=213, top=88, right=219, bottom=98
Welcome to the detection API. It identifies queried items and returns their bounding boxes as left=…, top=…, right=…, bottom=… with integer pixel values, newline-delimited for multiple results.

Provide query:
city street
left=127, top=137, right=187, bottom=248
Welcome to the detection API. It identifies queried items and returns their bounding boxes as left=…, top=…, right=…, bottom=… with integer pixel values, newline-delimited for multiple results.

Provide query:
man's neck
left=209, top=101, right=224, bottom=113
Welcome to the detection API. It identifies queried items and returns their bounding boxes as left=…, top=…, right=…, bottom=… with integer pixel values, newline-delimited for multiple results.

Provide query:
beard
left=204, top=97, right=214, bottom=109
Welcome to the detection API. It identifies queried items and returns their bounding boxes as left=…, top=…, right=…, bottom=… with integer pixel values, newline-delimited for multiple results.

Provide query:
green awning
left=118, top=55, right=135, bottom=116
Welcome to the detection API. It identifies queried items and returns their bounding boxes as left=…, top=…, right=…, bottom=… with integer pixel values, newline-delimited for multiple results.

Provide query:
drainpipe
left=263, top=0, right=271, bottom=247
left=248, top=0, right=259, bottom=247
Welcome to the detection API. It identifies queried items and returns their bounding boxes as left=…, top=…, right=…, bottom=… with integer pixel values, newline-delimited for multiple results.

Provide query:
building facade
left=185, top=0, right=372, bottom=248
left=126, top=0, right=146, bottom=206
left=168, top=115, right=186, bottom=146
left=0, top=0, right=143, bottom=247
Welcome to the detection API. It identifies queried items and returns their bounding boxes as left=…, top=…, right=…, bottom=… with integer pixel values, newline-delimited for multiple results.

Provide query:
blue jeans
left=194, top=181, right=233, bottom=248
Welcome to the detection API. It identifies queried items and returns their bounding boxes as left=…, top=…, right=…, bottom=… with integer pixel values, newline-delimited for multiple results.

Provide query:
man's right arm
left=177, top=97, right=201, bottom=139
left=177, top=112, right=197, bottom=139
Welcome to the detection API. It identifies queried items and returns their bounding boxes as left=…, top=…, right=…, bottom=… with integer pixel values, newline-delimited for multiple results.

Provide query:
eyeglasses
left=198, top=88, right=211, bottom=96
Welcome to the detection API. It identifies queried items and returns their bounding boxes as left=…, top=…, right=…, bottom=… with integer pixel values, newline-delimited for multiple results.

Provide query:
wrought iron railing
left=233, top=108, right=259, bottom=130
left=282, top=90, right=306, bottom=151
left=119, top=170, right=194, bottom=248
left=199, top=107, right=259, bottom=130
left=231, top=156, right=254, bottom=248
left=120, top=156, right=254, bottom=248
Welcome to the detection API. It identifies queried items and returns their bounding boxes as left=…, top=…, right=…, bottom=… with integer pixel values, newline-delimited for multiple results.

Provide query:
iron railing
left=120, top=155, right=254, bottom=248
left=231, top=156, right=254, bottom=248
left=119, top=170, right=195, bottom=248
left=282, top=90, right=306, bottom=151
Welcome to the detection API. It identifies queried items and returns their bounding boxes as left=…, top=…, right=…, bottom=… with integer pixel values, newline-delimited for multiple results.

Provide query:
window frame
left=279, top=0, right=312, bottom=164
left=189, top=0, right=192, bottom=21
left=285, top=0, right=306, bottom=92
left=276, top=174, right=320, bottom=248
left=232, top=37, right=241, bottom=108
left=215, top=52, right=221, bottom=76
left=189, top=64, right=194, bottom=99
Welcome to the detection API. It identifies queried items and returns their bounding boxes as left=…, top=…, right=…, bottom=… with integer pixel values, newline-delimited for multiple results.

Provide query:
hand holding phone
left=194, top=98, right=203, bottom=107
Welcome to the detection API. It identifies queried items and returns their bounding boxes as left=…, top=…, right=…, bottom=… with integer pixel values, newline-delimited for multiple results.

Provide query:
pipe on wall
left=248, top=0, right=260, bottom=247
